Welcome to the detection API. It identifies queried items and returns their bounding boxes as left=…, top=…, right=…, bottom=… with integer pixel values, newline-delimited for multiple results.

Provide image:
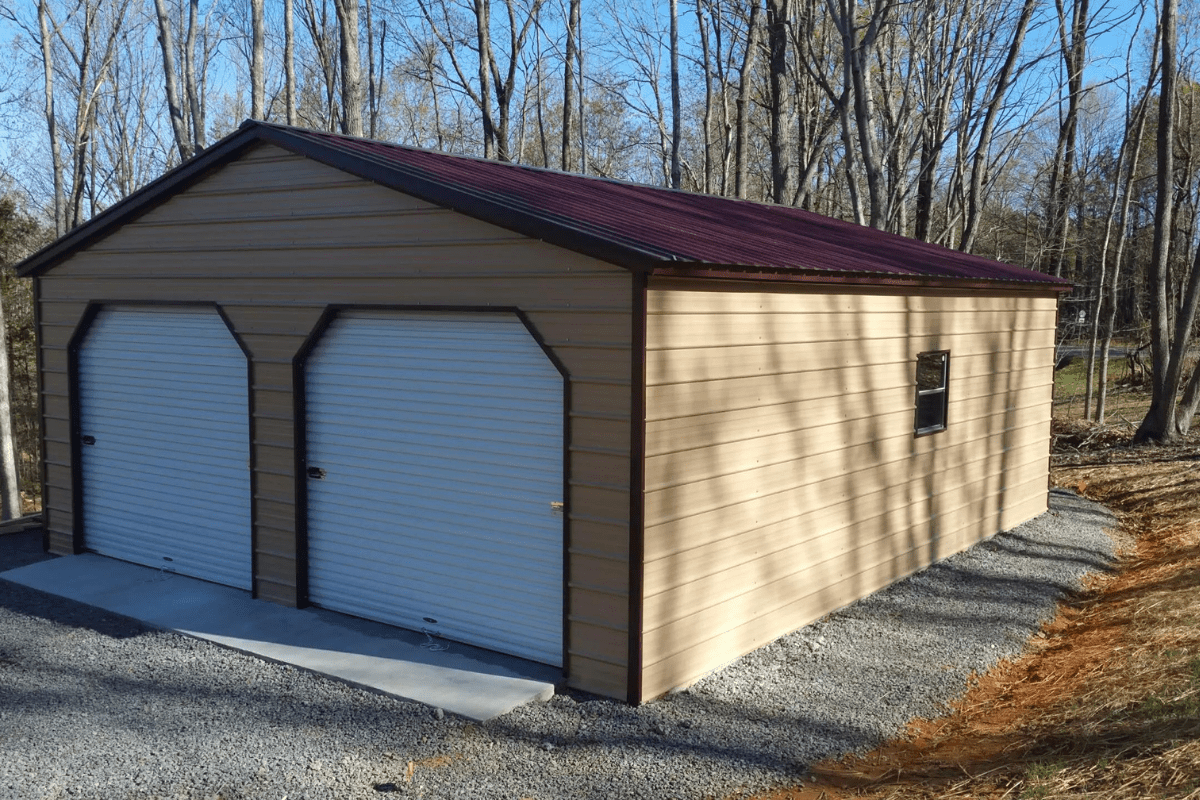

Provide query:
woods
left=0, top=0, right=1198, bottom=486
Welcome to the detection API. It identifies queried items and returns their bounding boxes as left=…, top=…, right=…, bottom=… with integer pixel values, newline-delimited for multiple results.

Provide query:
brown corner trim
left=33, top=279, right=49, bottom=553
left=626, top=271, right=648, bottom=705
left=64, top=303, right=103, bottom=555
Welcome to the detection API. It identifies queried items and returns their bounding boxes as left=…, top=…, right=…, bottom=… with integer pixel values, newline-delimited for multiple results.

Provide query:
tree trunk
left=152, top=0, right=194, bottom=160
left=365, top=0, right=381, bottom=137
left=697, top=0, right=714, bottom=193
left=285, top=0, right=296, bottom=124
left=185, top=0, right=205, bottom=149
left=575, top=6, right=586, bottom=174
left=0, top=285, right=20, bottom=520
left=1044, top=0, right=1089, bottom=279
left=336, top=0, right=364, bottom=136
left=1135, top=0, right=1178, bottom=443
left=734, top=0, right=762, bottom=199
left=37, top=0, right=66, bottom=235
left=959, top=0, right=1036, bottom=251
left=1093, top=46, right=1156, bottom=423
left=669, top=0, right=682, bottom=188
left=561, top=0, right=579, bottom=171
left=251, top=0, right=265, bottom=118
left=475, top=0, right=496, bottom=157
left=830, top=0, right=893, bottom=228
left=767, top=0, right=790, bottom=204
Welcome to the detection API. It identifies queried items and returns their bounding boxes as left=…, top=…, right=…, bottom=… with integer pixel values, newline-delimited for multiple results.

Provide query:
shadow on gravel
left=1, top=529, right=149, bottom=640
left=481, top=693, right=875, bottom=776
left=0, top=580, right=151, bottom=640
left=0, top=528, right=55, bottom=572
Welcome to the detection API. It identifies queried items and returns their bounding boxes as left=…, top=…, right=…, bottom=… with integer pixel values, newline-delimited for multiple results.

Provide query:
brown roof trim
left=16, top=130, right=262, bottom=277
left=647, top=265, right=1074, bottom=293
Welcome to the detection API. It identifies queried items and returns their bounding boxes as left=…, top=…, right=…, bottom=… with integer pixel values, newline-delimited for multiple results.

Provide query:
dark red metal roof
left=284, top=126, right=1066, bottom=289
left=17, top=121, right=1070, bottom=290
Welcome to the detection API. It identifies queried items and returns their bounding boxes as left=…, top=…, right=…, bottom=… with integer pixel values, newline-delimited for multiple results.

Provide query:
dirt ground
left=740, top=419, right=1200, bottom=800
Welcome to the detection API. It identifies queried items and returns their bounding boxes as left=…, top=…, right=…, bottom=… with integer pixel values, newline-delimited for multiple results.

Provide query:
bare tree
left=733, top=0, right=761, bottom=198
left=153, top=0, right=191, bottom=158
left=152, top=0, right=213, bottom=158
left=669, top=0, right=682, bottom=188
left=957, top=0, right=1038, bottom=251
left=1136, top=0, right=1182, bottom=442
left=1042, top=0, right=1091, bottom=278
left=766, top=0, right=789, bottom=204
left=36, top=0, right=66, bottom=234
left=827, top=0, right=899, bottom=228
left=285, top=0, right=297, bottom=124
left=251, top=0, right=265, bottom=119
left=414, top=0, right=545, bottom=160
left=561, top=0, right=580, bottom=170
left=335, top=0, right=364, bottom=135
left=1086, top=12, right=1157, bottom=422
left=299, top=0, right=340, bottom=129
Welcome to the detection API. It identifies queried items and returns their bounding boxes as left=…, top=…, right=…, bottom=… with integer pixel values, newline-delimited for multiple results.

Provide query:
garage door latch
left=307, top=466, right=326, bottom=479
left=81, top=435, right=96, bottom=446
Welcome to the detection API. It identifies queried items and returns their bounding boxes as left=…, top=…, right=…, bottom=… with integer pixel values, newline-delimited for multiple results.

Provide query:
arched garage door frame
left=293, top=305, right=571, bottom=666
left=67, top=302, right=254, bottom=588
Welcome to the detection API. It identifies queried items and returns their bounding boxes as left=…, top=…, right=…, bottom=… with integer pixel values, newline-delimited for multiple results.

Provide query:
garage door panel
left=83, top=438, right=249, bottom=471
left=308, top=545, right=560, bottom=596
left=309, top=400, right=560, bottom=431
left=304, top=558, right=561, bottom=628
left=306, top=511, right=560, bottom=566
left=307, top=477, right=562, bottom=546
left=306, top=311, right=564, bottom=666
left=309, top=426, right=560, bottom=461
left=312, top=384, right=561, bottom=418
left=79, top=306, right=252, bottom=590
left=85, top=485, right=249, bottom=520
left=308, top=479, right=562, bottom=533
left=314, top=452, right=561, bottom=496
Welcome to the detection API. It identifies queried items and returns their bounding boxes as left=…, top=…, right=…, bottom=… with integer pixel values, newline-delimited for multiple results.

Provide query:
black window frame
left=914, top=350, right=949, bottom=436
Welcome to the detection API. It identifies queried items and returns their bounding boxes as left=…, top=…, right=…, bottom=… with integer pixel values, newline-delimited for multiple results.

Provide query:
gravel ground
left=0, top=488, right=1119, bottom=800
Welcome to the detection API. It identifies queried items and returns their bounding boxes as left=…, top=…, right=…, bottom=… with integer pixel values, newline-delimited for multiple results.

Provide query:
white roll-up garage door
left=305, top=311, right=564, bottom=666
left=78, top=306, right=252, bottom=589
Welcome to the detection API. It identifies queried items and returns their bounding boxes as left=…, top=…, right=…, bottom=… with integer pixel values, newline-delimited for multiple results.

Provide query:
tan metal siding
left=640, top=279, right=1058, bottom=700
left=36, top=144, right=633, bottom=699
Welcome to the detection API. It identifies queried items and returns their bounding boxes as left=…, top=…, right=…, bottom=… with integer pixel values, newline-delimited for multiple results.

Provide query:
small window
left=915, top=351, right=949, bottom=436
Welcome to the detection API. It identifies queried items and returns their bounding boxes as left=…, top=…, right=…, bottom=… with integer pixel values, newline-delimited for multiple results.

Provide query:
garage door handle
left=307, top=467, right=326, bottom=479
left=81, top=435, right=96, bottom=446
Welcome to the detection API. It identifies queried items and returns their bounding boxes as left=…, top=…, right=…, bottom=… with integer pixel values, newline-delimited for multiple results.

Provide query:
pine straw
left=741, top=444, right=1200, bottom=800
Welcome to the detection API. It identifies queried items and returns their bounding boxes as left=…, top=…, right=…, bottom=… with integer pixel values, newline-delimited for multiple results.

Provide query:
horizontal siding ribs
left=37, top=144, right=634, bottom=699
left=642, top=455, right=1050, bottom=614
left=639, top=284, right=1057, bottom=698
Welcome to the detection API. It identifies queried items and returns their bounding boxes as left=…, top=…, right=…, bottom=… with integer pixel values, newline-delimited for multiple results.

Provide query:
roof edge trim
left=16, top=130, right=262, bottom=277
left=647, top=265, right=1074, bottom=293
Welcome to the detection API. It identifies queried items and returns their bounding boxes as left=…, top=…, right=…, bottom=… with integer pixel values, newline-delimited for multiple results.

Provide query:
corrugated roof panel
left=290, top=127, right=1063, bottom=287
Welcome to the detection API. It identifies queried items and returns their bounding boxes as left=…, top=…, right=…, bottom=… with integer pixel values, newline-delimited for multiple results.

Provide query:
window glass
left=915, top=351, right=948, bottom=435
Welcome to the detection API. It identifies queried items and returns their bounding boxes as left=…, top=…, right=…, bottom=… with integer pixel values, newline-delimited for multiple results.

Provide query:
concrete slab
left=0, top=554, right=559, bottom=721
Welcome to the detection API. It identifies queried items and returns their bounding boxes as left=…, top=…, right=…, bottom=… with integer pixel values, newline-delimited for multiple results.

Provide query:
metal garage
left=20, top=120, right=1071, bottom=702
left=75, top=305, right=252, bottom=589
left=302, top=310, right=565, bottom=665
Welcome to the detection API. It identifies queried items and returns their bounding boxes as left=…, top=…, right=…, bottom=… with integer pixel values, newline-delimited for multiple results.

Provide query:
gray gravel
left=0, top=488, right=1119, bottom=800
